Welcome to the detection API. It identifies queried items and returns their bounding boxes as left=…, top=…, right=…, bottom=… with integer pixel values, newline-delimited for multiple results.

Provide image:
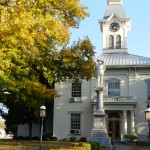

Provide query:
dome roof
left=104, top=5, right=126, bottom=18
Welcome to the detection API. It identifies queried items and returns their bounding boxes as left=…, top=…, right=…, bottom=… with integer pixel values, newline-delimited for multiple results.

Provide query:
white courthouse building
left=53, top=0, right=150, bottom=141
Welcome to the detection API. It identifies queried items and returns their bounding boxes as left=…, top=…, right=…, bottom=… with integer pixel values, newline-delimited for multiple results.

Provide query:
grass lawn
left=132, top=142, right=150, bottom=150
left=133, top=147, right=150, bottom=150
left=0, top=140, right=72, bottom=150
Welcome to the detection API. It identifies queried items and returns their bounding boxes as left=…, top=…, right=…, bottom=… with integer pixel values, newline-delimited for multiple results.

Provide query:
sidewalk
left=114, top=143, right=134, bottom=150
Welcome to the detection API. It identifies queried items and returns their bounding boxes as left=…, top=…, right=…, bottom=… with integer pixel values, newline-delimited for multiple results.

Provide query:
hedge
left=51, top=142, right=100, bottom=150
left=51, top=142, right=91, bottom=150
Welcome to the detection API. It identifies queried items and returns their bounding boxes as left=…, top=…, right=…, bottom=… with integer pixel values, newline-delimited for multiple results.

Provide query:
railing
left=91, top=96, right=135, bottom=103
left=104, top=96, right=134, bottom=102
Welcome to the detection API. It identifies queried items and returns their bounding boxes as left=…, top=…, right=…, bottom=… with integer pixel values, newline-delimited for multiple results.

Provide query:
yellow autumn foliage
left=0, top=1, right=95, bottom=116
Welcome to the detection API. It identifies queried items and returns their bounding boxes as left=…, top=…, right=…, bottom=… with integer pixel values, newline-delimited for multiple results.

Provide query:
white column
left=114, top=35, right=116, bottom=49
left=130, top=110, right=135, bottom=134
left=123, top=110, right=127, bottom=134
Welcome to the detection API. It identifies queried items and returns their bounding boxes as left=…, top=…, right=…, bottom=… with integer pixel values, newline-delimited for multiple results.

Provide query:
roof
left=99, top=53, right=150, bottom=67
left=104, top=4, right=126, bottom=19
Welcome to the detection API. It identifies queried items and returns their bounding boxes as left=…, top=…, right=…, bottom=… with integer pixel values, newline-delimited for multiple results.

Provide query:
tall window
left=70, top=114, right=81, bottom=134
left=109, top=35, right=114, bottom=49
left=108, top=81, right=120, bottom=96
left=116, top=35, right=121, bottom=49
left=72, top=83, right=81, bottom=97
left=147, top=82, right=150, bottom=100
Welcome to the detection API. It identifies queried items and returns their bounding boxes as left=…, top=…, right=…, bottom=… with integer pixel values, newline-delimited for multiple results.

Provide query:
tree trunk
left=29, top=122, right=32, bottom=139
left=14, top=124, right=18, bottom=139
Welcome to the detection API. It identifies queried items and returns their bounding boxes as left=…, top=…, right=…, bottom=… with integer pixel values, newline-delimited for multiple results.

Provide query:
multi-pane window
left=70, top=114, right=81, bottom=134
left=147, top=82, right=150, bottom=100
left=72, top=83, right=81, bottom=97
left=108, top=82, right=120, bottom=96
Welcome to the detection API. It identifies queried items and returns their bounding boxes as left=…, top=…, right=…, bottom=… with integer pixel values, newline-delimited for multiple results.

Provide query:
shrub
left=123, top=134, right=138, bottom=142
left=32, top=136, right=40, bottom=140
left=130, top=135, right=138, bottom=142
left=51, top=136, right=58, bottom=141
left=42, top=134, right=51, bottom=141
left=17, top=136, right=29, bottom=140
left=62, top=138, right=69, bottom=141
left=70, top=136, right=76, bottom=142
left=88, top=141, right=100, bottom=150
left=42, top=134, right=57, bottom=141
left=123, top=134, right=129, bottom=139
left=51, top=142, right=91, bottom=150
left=80, top=137, right=87, bottom=142
left=78, top=142, right=90, bottom=150
left=17, top=136, right=24, bottom=140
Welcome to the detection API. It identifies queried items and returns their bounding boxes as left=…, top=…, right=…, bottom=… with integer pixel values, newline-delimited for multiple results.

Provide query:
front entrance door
left=108, top=120, right=120, bottom=140
left=107, top=112, right=121, bottom=140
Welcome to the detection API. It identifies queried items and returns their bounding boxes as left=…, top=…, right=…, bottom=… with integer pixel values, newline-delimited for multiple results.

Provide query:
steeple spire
left=107, top=0, right=122, bottom=5
left=99, top=0, right=131, bottom=54
left=105, top=0, right=125, bottom=18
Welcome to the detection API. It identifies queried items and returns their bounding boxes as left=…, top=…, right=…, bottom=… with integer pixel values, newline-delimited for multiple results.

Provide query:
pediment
left=99, top=13, right=131, bottom=32
left=107, top=13, right=122, bottom=22
left=99, top=13, right=130, bottom=24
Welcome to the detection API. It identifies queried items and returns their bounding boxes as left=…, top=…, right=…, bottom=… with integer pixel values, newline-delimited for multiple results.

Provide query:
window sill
left=69, top=101, right=82, bottom=103
left=69, top=133, right=81, bottom=136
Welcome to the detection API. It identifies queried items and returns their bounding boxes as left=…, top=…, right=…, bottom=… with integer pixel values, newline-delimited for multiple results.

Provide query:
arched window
left=116, top=35, right=121, bottom=49
left=109, top=35, right=114, bottom=49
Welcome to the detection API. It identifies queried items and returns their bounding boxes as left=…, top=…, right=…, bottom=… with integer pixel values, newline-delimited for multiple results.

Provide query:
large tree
left=0, top=0, right=95, bottom=137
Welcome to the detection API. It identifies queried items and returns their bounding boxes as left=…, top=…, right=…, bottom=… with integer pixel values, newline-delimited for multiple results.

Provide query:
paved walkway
left=114, top=143, right=134, bottom=150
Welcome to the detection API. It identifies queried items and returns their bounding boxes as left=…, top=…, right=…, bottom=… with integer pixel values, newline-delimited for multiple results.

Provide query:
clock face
left=109, top=22, right=120, bottom=32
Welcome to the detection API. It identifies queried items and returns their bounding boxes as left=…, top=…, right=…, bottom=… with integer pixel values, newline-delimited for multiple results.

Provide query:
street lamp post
left=39, top=105, right=46, bottom=150
left=0, top=88, right=10, bottom=95
left=145, top=104, right=150, bottom=142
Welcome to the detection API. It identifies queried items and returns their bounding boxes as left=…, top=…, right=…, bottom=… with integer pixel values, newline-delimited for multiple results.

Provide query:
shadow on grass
left=0, top=140, right=72, bottom=150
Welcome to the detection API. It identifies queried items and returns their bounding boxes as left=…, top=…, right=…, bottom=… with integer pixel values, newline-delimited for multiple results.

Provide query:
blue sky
left=70, top=0, right=150, bottom=58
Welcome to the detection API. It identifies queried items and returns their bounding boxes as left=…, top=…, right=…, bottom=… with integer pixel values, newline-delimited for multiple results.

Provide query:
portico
left=91, top=96, right=137, bottom=140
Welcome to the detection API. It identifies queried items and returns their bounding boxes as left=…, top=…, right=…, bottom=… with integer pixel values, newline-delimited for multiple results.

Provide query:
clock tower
left=99, top=0, right=131, bottom=54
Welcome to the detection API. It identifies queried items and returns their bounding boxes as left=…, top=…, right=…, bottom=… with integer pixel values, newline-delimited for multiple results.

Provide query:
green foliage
left=51, top=137, right=58, bottom=141
left=62, top=138, right=69, bottom=141
left=32, top=136, right=40, bottom=140
left=51, top=142, right=91, bottom=150
left=17, top=136, right=30, bottom=140
left=80, top=137, right=87, bottom=142
left=129, top=135, right=138, bottom=142
left=0, top=0, right=95, bottom=137
left=123, top=134, right=138, bottom=142
left=123, top=134, right=129, bottom=139
left=39, top=133, right=58, bottom=141
left=88, top=141, right=100, bottom=150
left=42, top=133, right=52, bottom=141
left=69, top=136, right=76, bottom=142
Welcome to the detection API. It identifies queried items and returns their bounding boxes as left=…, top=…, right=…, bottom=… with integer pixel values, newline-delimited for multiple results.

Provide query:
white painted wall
left=53, top=67, right=150, bottom=140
